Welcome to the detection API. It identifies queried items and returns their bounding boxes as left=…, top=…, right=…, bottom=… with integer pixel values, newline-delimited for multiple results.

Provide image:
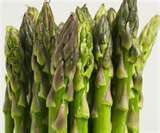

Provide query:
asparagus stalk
left=80, top=5, right=94, bottom=133
left=70, top=6, right=94, bottom=133
left=91, top=4, right=113, bottom=133
left=47, top=13, right=78, bottom=133
left=5, top=26, right=27, bottom=133
left=3, top=76, right=14, bottom=133
left=19, top=7, right=39, bottom=132
left=111, top=0, right=139, bottom=133
left=127, top=15, right=160, bottom=133
left=31, top=2, right=57, bottom=132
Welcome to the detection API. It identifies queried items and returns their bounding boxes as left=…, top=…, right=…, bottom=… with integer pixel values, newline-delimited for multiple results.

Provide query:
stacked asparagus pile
left=3, top=1, right=160, bottom=133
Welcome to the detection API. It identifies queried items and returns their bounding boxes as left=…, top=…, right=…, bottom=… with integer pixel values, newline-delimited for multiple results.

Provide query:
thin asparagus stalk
left=3, top=76, right=14, bottom=133
left=127, top=15, right=160, bottom=133
left=31, top=2, right=57, bottom=132
left=70, top=6, right=94, bottom=133
left=111, top=0, right=139, bottom=133
left=47, top=13, right=78, bottom=133
left=80, top=5, right=94, bottom=133
left=19, top=7, right=39, bottom=132
left=5, top=26, right=27, bottom=133
left=91, top=4, right=113, bottom=133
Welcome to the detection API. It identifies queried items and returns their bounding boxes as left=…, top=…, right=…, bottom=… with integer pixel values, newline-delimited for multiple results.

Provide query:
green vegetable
left=5, top=26, right=27, bottom=133
left=47, top=13, right=78, bottom=133
left=19, top=7, right=39, bottom=132
left=111, top=0, right=139, bottom=133
left=127, top=15, right=160, bottom=133
left=91, top=4, right=113, bottom=133
left=4, top=1, right=160, bottom=133
left=31, top=2, right=57, bottom=133
left=19, top=6, right=39, bottom=102
left=70, top=6, right=94, bottom=133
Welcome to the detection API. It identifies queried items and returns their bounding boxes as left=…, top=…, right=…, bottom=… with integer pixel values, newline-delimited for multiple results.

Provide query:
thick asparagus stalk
left=5, top=26, right=27, bottom=133
left=3, top=76, right=14, bottom=133
left=111, top=0, right=139, bottom=133
left=19, top=7, right=38, bottom=132
left=70, top=6, right=94, bottom=133
left=47, top=13, right=78, bottom=133
left=31, top=2, right=57, bottom=132
left=127, top=15, right=160, bottom=133
left=91, top=4, right=113, bottom=133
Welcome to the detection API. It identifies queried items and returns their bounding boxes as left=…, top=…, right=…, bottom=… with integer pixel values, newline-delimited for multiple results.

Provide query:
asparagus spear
left=111, top=0, right=139, bottom=133
left=80, top=5, right=94, bottom=132
left=31, top=2, right=57, bottom=132
left=5, top=26, right=27, bottom=133
left=19, top=7, right=39, bottom=132
left=127, top=15, right=160, bottom=133
left=70, top=6, right=94, bottom=133
left=91, top=4, right=113, bottom=133
left=47, top=13, right=78, bottom=133
left=3, top=76, right=14, bottom=133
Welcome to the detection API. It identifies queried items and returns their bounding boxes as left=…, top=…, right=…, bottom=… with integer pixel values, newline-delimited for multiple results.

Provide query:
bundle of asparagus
left=3, top=1, right=160, bottom=133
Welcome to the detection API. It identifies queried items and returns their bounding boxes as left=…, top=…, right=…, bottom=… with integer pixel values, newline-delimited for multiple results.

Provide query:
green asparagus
left=111, top=0, right=139, bottom=133
left=5, top=26, right=27, bottom=133
left=19, top=7, right=39, bottom=132
left=47, top=13, right=78, bottom=133
left=127, top=15, right=160, bottom=133
left=70, top=6, right=94, bottom=133
left=91, top=4, right=113, bottom=133
left=31, top=2, right=57, bottom=132
left=3, top=1, right=160, bottom=133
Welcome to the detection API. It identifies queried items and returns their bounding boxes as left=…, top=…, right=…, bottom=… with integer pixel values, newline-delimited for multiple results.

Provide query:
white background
left=0, top=0, right=160, bottom=133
